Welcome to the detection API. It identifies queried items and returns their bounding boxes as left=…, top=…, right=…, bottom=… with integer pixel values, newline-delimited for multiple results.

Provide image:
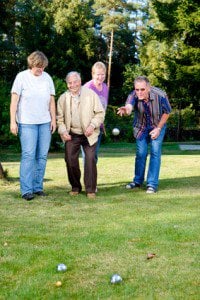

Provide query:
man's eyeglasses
left=135, top=88, right=145, bottom=91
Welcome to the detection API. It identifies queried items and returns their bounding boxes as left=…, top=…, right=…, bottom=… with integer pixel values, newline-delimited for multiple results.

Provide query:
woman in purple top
left=83, top=62, right=109, bottom=163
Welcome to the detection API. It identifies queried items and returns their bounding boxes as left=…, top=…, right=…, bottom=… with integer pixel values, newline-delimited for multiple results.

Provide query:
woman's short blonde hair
left=92, top=61, right=106, bottom=74
left=27, top=51, right=48, bottom=69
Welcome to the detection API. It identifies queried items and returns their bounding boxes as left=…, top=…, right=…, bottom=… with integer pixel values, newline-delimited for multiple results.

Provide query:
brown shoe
left=87, top=193, right=96, bottom=199
left=69, top=191, right=79, bottom=196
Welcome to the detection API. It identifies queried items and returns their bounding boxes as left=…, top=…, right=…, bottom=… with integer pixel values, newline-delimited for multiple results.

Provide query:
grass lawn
left=0, top=142, right=200, bottom=299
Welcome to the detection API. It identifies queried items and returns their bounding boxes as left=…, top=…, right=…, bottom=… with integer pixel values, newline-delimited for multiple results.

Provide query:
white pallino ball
left=112, top=128, right=120, bottom=136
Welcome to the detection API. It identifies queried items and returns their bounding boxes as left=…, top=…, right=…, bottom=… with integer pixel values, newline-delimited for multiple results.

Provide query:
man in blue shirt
left=117, top=76, right=171, bottom=193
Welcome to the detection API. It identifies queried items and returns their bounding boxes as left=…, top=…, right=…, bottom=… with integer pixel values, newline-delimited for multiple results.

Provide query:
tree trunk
left=0, top=162, right=4, bottom=179
left=107, top=29, right=114, bottom=90
left=177, top=102, right=182, bottom=141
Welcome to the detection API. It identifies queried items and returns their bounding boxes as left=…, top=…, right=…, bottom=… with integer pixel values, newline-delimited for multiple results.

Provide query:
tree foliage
left=122, top=0, right=200, bottom=140
left=92, top=0, right=138, bottom=98
left=133, top=0, right=200, bottom=108
left=0, top=0, right=199, bottom=145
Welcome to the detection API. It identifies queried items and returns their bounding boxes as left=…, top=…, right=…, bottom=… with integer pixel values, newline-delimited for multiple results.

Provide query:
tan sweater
left=57, top=86, right=105, bottom=146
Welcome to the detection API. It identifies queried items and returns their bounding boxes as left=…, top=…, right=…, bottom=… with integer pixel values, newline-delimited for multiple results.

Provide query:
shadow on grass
left=97, top=176, right=200, bottom=194
left=1, top=176, right=199, bottom=201
left=4, top=176, right=53, bottom=183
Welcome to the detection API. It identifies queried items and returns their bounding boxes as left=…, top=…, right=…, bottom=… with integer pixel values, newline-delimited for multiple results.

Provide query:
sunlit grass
left=0, top=143, right=199, bottom=299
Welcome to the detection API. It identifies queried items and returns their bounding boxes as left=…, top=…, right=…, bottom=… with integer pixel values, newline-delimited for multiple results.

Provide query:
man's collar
left=149, top=89, right=157, bottom=101
left=70, top=89, right=81, bottom=98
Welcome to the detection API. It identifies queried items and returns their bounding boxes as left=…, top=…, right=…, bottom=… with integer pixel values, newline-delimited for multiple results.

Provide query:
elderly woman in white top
left=10, top=51, right=56, bottom=200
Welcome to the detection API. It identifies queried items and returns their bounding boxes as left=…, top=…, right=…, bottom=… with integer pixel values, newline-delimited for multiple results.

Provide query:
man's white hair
left=66, top=71, right=81, bottom=82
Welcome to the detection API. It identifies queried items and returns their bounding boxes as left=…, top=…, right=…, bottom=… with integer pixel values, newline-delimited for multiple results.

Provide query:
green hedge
left=0, top=79, right=199, bottom=150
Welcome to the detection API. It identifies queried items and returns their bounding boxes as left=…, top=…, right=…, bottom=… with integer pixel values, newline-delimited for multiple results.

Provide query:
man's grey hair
left=65, top=71, right=81, bottom=82
left=134, top=76, right=150, bottom=86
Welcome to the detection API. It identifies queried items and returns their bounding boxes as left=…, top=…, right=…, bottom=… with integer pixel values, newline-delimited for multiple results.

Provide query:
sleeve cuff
left=90, top=123, right=96, bottom=129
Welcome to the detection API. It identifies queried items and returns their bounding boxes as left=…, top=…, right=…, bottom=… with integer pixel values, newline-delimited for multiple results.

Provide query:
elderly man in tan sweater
left=57, top=71, right=105, bottom=199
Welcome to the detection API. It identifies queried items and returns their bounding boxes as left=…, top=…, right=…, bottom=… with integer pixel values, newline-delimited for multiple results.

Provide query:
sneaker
left=34, top=191, right=47, bottom=196
left=87, top=193, right=96, bottom=199
left=22, top=193, right=35, bottom=201
left=126, top=182, right=140, bottom=189
left=146, top=187, right=156, bottom=194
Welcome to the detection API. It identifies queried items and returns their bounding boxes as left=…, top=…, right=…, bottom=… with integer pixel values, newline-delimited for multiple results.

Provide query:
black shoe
left=22, top=193, right=35, bottom=201
left=34, top=191, right=47, bottom=196
left=125, top=182, right=141, bottom=189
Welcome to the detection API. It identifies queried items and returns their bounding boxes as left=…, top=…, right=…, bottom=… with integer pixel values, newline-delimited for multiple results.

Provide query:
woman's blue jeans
left=134, top=126, right=166, bottom=190
left=18, top=123, right=51, bottom=196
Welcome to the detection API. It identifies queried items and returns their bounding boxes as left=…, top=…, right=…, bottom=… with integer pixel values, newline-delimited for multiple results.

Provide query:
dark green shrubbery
left=103, top=104, right=199, bottom=143
left=0, top=79, right=199, bottom=150
left=103, top=105, right=133, bottom=143
left=0, top=80, right=20, bottom=150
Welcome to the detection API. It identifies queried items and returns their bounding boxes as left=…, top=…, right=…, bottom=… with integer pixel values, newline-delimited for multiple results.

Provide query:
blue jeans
left=18, top=123, right=51, bottom=196
left=134, top=126, right=166, bottom=190
left=81, top=129, right=103, bottom=164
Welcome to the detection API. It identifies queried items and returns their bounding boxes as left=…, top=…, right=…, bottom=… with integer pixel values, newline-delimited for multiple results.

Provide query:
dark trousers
left=65, top=133, right=97, bottom=193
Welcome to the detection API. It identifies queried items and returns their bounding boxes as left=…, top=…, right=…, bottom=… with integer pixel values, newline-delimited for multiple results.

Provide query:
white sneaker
left=146, top=187, right=156, bottom=194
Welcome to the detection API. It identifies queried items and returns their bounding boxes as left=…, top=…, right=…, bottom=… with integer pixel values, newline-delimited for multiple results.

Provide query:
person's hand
left=85, top=125, right=94, bottom=137
left=51, top=120, right=57, bottom=134
left=60, top=133, right=71, bottom=142
left=117, top=106, right=128, bottom=116
left=149, top=128, right=161, bottom=140
left=10, top=122, right=18, bottom=136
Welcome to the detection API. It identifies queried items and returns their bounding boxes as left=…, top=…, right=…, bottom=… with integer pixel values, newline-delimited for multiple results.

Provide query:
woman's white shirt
left=11, top=69, right=55, bottom=124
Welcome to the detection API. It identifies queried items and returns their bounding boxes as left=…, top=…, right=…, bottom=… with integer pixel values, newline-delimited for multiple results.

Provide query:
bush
left=166, top=105, right=199, bottom=141
left=0, top=78, right=199, bottom=148
left=0, top=80, right=20, bottom=148
left=103, top=105, right=133, bottom=143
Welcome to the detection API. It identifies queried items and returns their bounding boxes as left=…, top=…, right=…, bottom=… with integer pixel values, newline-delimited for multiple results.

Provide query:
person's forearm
left=50, top=96, right=56, bottom=123
left=10, top=93, right=19, bottom=123
left=157, top=113, right=170, bottom=129
left=125, top=104, right=133, bottom=115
